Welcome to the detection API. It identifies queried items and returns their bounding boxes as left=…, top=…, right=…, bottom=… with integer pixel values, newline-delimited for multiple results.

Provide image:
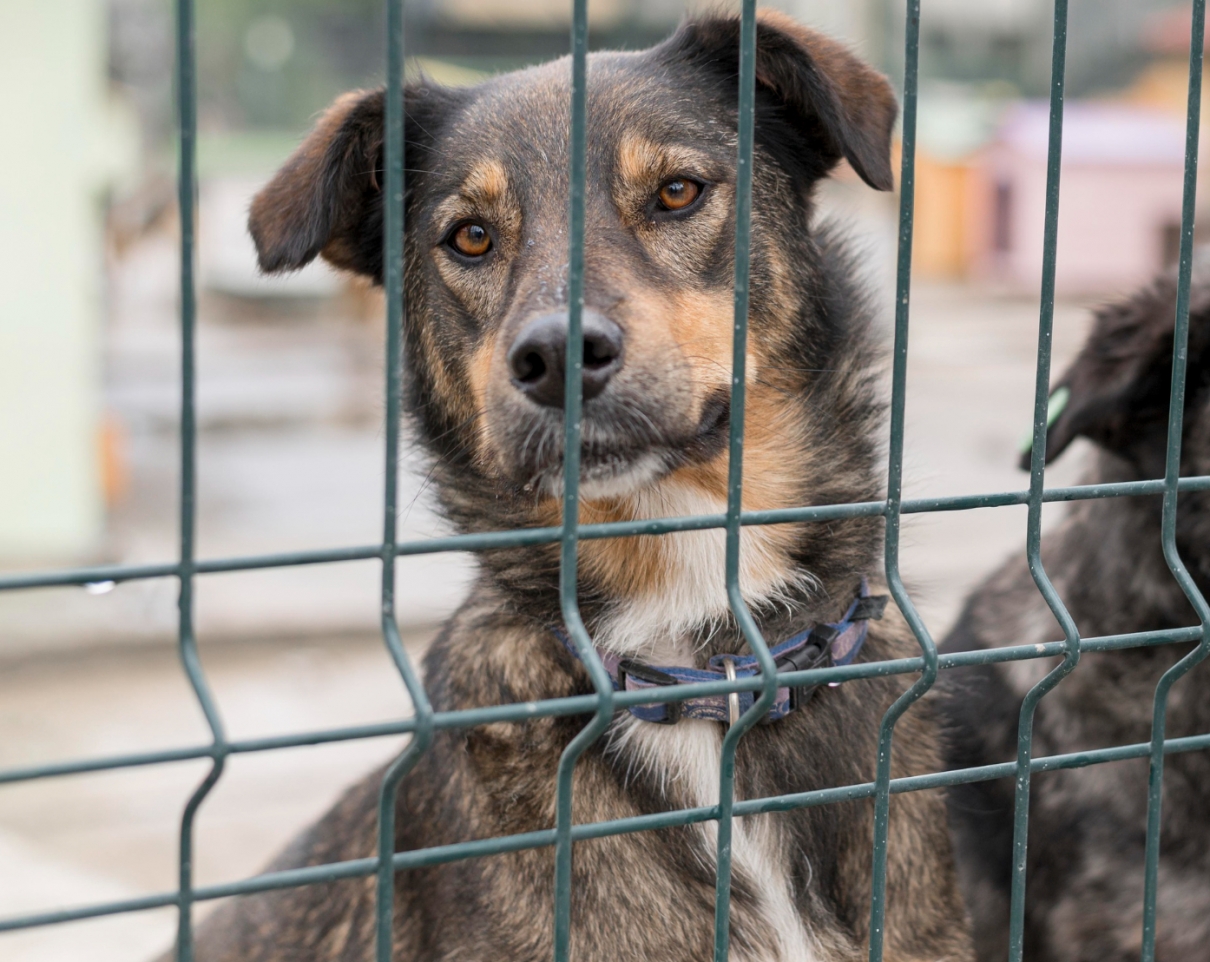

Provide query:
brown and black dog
left=182, top=12, right=973, bottom=962
left=940, top=270, right=1210, bottom=962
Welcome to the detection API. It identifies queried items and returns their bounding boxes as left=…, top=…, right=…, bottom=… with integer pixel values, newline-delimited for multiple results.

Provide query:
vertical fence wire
left=374, top=3, right=438, bottom=960
left=173, top=1, right=229, bottom=958
left=865, top=3, right=942, bottom=958
left=1141, top=2, right=1210, bottom=957
left=1007, top=3, right=1083, bottom=960
left=551, top=0, right=616, bottom=957
left=711, top=2, right=779, bottom=959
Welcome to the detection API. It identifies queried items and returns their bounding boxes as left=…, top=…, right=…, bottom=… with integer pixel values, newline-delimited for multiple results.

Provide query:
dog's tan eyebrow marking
left=460, top=159, right=509, bottom=205
left=616, top=134, right=715, bottom=185
left=434, top=159, right=520, bottom=240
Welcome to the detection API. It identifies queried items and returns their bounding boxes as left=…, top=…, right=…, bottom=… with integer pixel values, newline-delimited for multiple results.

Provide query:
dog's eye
left=449, top=223, right=492, bottom=258
left=656, top=179, right=701, bottom=212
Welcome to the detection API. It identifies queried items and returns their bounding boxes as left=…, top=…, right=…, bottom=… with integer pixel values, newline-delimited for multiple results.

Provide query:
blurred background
left=0, top=0, right=1205, bottom=958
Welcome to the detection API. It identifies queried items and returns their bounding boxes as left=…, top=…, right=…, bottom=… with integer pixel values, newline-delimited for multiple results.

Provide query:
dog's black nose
left=507, top=311, right=624, bottom=408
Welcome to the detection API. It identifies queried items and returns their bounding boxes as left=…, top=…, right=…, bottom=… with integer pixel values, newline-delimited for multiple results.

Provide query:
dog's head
left=249, top=13, right=893, bottom=497
left=248, top=14, right=895, bottom=619
left=1027, top=271, right=1210, bottom=480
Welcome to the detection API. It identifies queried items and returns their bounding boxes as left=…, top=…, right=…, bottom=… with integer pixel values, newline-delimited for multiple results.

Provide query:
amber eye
left=657, top=178, right=701, bottom=212
left=450, top=222, right=492, bottom=258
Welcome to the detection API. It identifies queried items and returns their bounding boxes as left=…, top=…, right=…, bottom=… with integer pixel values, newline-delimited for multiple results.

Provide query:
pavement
left=0, top=633, right=422, bottom=962
left=0, top=176, right=1105, bottom=960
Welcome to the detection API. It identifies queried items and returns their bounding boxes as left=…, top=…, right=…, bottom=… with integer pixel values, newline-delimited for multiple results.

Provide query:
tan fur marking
left=667, top=288, right=739, bottom=391
left=466, top=338, right=496, bottom=408
left=679, top=388, right=810, bottom=512
left=434, top=159, right=517, bottom=228
left=759, top=242, right=802, bottom=344
left=467, top=332, right=500, bottom=459
left=577, top=499, right=670, bottom=599
left=613, top=134, right=732, bottom=250
left=615, top=285, right=740, bottom=422
left=616, top=134, right=719, bottom=191
left=615, top=135, right=667, bottom=190
left=461, top=158, right=510, bottom=207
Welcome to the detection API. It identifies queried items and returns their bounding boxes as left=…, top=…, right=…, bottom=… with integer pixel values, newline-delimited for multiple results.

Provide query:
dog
left=939, top=270, right=1210, bottom=962
left=179, top=12, right=974, bottom=961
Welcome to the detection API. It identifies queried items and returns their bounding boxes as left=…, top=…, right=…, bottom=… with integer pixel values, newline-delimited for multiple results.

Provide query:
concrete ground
left=0, top=632, right=423, bottom=962
left=0, top=181, right=1105, bottom=959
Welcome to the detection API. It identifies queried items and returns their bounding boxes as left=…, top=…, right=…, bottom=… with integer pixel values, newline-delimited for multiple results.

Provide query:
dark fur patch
left=940, top=269, right=1210, bottom=962
left=1026, top=273, right=1210, bottom=475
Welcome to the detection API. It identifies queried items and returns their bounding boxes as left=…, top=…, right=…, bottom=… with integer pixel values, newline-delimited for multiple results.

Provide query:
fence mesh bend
left=2, top=1, right=1210, bottom=961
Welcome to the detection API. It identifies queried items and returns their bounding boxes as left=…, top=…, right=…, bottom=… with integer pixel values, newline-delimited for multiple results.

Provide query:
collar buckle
left=774, top=631, right=832, bottom=711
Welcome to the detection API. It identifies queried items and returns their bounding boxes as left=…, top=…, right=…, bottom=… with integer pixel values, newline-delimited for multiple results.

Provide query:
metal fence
left=2, top=0, right=1210, bottom=960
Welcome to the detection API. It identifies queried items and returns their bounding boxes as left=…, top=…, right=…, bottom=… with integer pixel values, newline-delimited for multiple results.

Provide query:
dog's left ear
left=1024, top=275, right=1210, bottom=472
left=249, top=83, right=464, bottom=279
left=662, top=11, right=897, bottom=190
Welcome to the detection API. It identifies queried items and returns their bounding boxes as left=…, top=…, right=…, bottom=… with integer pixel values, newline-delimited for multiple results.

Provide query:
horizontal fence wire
left=6, top=477, right=1210, bottom=592
left=3, top=0, right=1210, bottom=958
left=6, top=728, right=1210, bottom=936
left=0, top=623, right=1203, bottom=788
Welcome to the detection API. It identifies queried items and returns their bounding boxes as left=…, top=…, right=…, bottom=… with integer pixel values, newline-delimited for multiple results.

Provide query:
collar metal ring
left=723, top=657, right=740, bottom=728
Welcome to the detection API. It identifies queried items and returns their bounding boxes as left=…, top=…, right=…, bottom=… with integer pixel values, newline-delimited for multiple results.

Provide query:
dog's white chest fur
left=594, top=481, right=819, bottom=961
left=593, top=482, right=813, bottom=663
left=610, top=720, right=819, bottom=962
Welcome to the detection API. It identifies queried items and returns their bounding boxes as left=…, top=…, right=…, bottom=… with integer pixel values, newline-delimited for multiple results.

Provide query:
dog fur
left=180, top=13, right=973, bottom=961
left=939, top=270, right=1210, bottom=962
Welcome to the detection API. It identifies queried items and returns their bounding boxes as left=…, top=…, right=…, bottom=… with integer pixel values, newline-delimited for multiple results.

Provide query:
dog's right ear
left=661, top=11, right=898, bottom=191
left=249, top=84, right=462, bottom=280
left=1024, top=276, right=1210, bottom=472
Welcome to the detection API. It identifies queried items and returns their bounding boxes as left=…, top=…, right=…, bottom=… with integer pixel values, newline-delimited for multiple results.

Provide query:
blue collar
left=554, top=579, right=887, bottom=725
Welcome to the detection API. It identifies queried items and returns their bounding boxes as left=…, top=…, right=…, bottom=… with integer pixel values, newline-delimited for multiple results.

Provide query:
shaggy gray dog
left=940, top=270, right=1210, bottom=962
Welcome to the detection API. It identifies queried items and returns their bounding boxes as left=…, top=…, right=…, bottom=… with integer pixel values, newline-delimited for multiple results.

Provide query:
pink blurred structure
left=970, top=101, right=1188, bottom=296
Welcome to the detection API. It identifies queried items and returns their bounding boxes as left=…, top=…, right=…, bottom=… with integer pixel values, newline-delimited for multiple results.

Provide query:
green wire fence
left=2, top=0, right=1209, bottom=960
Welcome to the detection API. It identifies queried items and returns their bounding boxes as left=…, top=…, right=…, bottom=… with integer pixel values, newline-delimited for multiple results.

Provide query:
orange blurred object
left=913, top=150, right=978, bottom=279
left=98, top=414, right=127, bottom=507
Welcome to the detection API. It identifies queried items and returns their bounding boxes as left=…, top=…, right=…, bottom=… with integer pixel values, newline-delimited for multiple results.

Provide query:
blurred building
left=0, top=2, right=138, bottom=563
left=910, top=98, right=1188, bottom=294
left=972, top=102, right=1187, bottom=295
left=913, top=0, right=1188, bottom=97
left=909, top=2, right=1203, bottom=292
